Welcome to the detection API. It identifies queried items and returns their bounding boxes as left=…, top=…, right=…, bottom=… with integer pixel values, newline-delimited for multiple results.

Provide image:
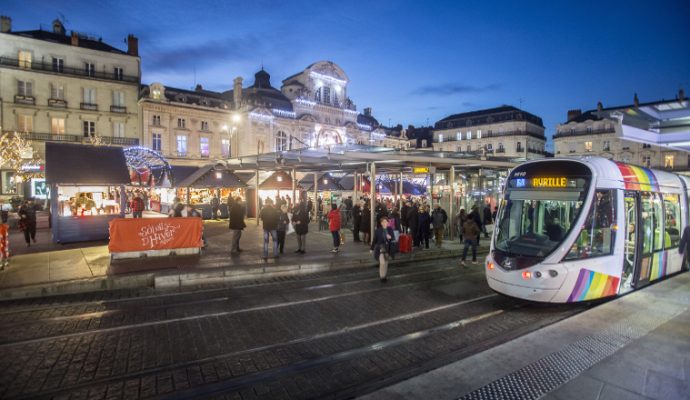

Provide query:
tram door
left=621, top=191, right=638, bottom=294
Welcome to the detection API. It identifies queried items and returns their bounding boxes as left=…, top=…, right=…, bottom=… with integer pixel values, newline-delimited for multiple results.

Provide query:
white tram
left=486, top=157, right=690, bottom=303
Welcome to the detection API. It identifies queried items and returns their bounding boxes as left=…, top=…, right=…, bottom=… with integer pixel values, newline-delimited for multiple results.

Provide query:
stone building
left=0, top=16, right=140, bottom=196
left=138, top=61, right=410, bottom=168
left=431, top=106, right=548, bottom=159
left=553, top=92, right=689, bottom=171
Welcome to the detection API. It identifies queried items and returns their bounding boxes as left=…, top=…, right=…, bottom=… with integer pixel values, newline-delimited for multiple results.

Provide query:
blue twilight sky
left=3, top=0, right=690, bottom=147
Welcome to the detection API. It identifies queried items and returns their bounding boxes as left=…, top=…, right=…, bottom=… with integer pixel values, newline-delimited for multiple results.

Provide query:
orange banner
left=108, top=218, right=202, bottom=253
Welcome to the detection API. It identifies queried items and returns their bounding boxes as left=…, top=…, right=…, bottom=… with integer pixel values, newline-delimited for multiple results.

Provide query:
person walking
left=468, top=206, right=483, bottom=245
left=360, top=202, right=372, bottom=244
left=418, top=205, right=431, bottom=249
left=456, top=208, right=467, bottom=241
left=371, top=216, right=395, bottom=283
left=460, top=216, right=481, bottom=266
left=407, top=202, right=420, bottom=247
left=292, top=201, right=310, bottom=254
left=431, top=204, right=448, bottom=248
left=228, top=196, right=246, bottom=253
left=18, top=199, right=37, bottom=246
left=352, top=200, right=362, bottom=242
left=169, top=197, right=186, bottom=217
left=482, top=203, right=493, bottom=239
left=401, top=201, right=410, bottom=233
left=130, top=194, right=145, bottom=218
left=327, top=203, right=342, bottom=253
left=389, top=207, right=401, bottom=241
left=210, top=195, right=220, bottom=220
left=259, top=199, right=280, bottom=260
left=277, top=204, right=289, bottom=254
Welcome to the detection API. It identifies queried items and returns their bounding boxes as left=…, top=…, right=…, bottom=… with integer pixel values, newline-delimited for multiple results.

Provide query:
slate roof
left=45, top=142, right=130, bottom=185
left=140, top=85, right=230, bottom=109
left=436, top=106, right=544, bottom=129
left=561, top=110, right=604, bottom=124
left=8, top=29, right=129, bottom=55
left=222, top=69, right=294, bottom=112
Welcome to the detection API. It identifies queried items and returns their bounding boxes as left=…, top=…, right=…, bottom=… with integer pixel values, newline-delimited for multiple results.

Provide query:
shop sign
left=413, top=166, right=436, bottom=174
left=21, top=163, right=44, bottom=172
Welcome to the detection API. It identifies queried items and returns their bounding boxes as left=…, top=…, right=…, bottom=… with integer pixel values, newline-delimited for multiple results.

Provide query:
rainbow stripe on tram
left=567, top=269, right=620, bottom=302
left=614, top=162, right=659, bottom=191
left=650, top=252, right=667, bottom=281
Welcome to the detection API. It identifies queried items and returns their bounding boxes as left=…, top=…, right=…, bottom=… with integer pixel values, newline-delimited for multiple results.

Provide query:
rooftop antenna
left=193, top=66, right=197, bottom=89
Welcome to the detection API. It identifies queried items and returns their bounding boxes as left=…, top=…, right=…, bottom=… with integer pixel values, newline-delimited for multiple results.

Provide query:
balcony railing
left=0, top=56, right=139, bottom=83
left=110, top=105, right=127, bottom=113
left=80, top=102, right=98, bottom=111
left=48, top=98, right=67, bottom=108
left=496, top=148, right=506, bottom=153
left=13, top=131, right=138, bottom=146
left=553, top=128, right=615, bottom=139
left=14, top=94, right=35, bottom=105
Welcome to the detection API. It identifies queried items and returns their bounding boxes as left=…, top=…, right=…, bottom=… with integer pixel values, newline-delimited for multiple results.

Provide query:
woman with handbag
left=371, top=216, right=395, bottom=283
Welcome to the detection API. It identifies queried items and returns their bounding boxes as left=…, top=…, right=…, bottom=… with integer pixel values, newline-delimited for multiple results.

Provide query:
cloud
left=142, top=36, right=261, bottom=72
left=411, top=83, right=502, bottom=96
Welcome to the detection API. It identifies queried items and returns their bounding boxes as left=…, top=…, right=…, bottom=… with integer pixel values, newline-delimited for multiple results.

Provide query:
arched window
left=276, top=131, right=288, bottom=151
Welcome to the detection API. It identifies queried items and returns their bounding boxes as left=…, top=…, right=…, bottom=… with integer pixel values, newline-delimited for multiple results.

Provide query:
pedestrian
left=360, top=202, right=372, bottom=244
left=352, top=200, right=362, bottom=242
left=456, top=208, right=467, bottom=241
left=169, top=197, right=186, bottom=217
left=389, top=207, right=401, bottom=241
left=130, top=193, right=145, bottom=218
left=292, top=200, right=309, bottom=254
left=460, top=216, right=481, bottom=266
left=431, top=204, right=448, bottom=248
left=211, top=194, right=220, bottom=220
left=228, top=196, right=246, bottom=253
left=327, top=203, right=342, bottom=253
left=417, top=205, right=431, bottom=249
left=401, top=201, right=410, bottom=233
left=492, top=206, right=498, bottom=222
left=469, top=206, right=483, bottom=245
left=259, top=198, right=280, bottom=260
left=277, top=204, right=289, bottom=254
left=371, top=216, right=395, bottom=283
left=407, top=202, right=420, bottom=247
left=482, top=203, right=493, bottom=238
left=18, top=199, right=37, bottom=247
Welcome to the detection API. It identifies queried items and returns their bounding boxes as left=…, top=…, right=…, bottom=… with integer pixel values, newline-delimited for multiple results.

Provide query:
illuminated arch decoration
left=123, top=146, right=173, bottom=187
left=315, top=129, right=343, bottom=147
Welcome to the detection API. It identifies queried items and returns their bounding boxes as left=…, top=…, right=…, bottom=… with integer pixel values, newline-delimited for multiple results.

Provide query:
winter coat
left=277, top=212, right=290, bottom=232
left=228, top=203, right=246, bottom=230
left=406, top=206, right=419, bottom=230
left=483, top=206, right=493, bottom=225
left=462, top=219, right=481, bottom=241
left=360, top=208, right=372, bottom=233
left=431, top=208, right=447, bottom=229
left=371, top=226, right=395, bottom=260
left=328, top=209, right=342, bottom=232
left=352, top=205, right=362, bottom=225
left=292, top=205, right=310, bottom=235
left=260, top=205, right=280, bottom=231
left=418, top=212, right=431, bottom=234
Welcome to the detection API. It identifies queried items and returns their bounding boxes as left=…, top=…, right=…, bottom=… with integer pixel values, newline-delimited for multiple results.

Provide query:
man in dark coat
left=292, top=201, right=310, bottom=253
left=469, top=206, right=483, bottom=245
left=352, top=200, right=362, bottom=242
left=360, top=203, right=372, bottom=244
left=228, top=197, right=246, bottom=253
left=406, top=203, right=420, bottom=247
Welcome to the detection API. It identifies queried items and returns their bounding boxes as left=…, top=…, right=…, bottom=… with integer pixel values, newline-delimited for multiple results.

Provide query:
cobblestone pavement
left=0, top=260, right=588, bottom=399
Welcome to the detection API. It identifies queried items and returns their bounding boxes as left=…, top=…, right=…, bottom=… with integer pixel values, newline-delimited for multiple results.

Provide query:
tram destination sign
left=510, top=176, right=582, bottom=189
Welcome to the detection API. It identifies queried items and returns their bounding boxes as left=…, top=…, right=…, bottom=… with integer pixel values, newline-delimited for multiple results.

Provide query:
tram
left=485, top=157, right=690, bottom=303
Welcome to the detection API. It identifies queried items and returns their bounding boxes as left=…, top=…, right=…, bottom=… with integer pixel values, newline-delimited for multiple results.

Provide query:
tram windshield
left=494, top=161, right=592, bottom=259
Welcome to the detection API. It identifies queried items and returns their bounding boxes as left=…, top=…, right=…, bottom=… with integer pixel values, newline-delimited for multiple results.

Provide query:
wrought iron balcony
left=12, top=131, right=138, bottom=146
left=80, top=102, right=98, bottom=111
left=110, top=105, right=127, bottom=113
left=48, top=98, right=67, bottom=108
left=0, top=56, right=139, bottom=84
left=553, top=128, right=615, bottom=139
left=14, top=94, right=35, bottom=105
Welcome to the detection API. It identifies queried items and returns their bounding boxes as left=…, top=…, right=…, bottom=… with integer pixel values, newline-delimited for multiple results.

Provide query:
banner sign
left=108, top=218, right=202, bottom=253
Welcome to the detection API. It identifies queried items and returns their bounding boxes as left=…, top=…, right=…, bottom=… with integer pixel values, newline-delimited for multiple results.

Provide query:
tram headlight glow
left=487, top=262, right=495, bottom=270
left=522, top=271, right=532, bottom=280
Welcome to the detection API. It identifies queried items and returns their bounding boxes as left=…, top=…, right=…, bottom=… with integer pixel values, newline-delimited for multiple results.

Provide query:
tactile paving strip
left=458, top=308, right=683, bottom=400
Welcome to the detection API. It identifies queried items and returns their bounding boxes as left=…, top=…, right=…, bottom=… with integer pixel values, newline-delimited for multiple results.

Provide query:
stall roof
left=260, top=171, right=294, bottom=190
left=300, top=173, right=343, bottom=191
left=45, top=142, right=129, bottom=185
left=176, top=164, right=247, bottom=188
left=170, top=166, right=198, bottom=186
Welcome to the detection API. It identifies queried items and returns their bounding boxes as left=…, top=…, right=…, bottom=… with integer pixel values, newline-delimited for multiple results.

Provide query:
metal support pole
left=449, top=166, right=455, bottom=240
left=313, top=172, right=318, bottom=222
left=291, top=168, right=296, bottom=208
left=353, top=170, right=359, bottom=203
left=399, top=171, right=403, bottom=210
left=370, top=162, right=376, bottom=233
left=255, top=168, right=260, bottom=225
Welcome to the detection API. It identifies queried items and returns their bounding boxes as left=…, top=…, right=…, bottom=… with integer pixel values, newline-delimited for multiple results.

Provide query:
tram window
left=640, top=192, right=665, bottom=254
left=663, top=194, right=681, bottom=248
left=565, top=189, right=616, bottom=260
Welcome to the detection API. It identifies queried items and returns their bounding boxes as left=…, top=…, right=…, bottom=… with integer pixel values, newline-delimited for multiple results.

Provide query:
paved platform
left=361, top=271, right=690, bottom=400
left=0, top=219, right=482, bottom=299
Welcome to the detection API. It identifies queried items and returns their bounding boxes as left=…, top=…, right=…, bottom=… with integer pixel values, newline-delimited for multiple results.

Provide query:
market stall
left=46, top=142, right=129, bottom=243
left=175, top=164, right=247, bottom=219
left=155, top=165, right=197, bottom=215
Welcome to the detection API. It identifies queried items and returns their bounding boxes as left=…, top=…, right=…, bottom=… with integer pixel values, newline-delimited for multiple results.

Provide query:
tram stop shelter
left=222, top=144, right=519, bottom=237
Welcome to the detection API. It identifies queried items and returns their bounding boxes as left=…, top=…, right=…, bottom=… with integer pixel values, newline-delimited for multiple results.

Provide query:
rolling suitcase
left=398, top=233, right=412, bottom=253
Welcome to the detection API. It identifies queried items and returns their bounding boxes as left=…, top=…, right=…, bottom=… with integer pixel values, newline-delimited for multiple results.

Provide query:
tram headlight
left=487, top=262, right=495, bottom=270
left=549, top=270, right=558, bottom=277
left=534, top=271, right=542, bottom=278
left=522, top=271, right=532, bottom=280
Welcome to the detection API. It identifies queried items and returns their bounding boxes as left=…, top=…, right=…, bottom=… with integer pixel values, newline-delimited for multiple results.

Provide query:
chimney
left=233, top=76, right=243, bottom=109
left=363, top=107, right=372, bottom=117
left=195, top=84, right=203, bottom=92
left=567, top=109, right=582, bottom=122
left=0, top=16, right=10, bottom=33
left=70, top=31, right=79, bottom=46
left=127, top=34, right=138, bottom=56
left=52, top=19, right=65, bottom=35
left=679, top=88, right=685, bottom=102
left=634, top=93, right=639, bottom=107
left=597, top=101, right=603, bottom=112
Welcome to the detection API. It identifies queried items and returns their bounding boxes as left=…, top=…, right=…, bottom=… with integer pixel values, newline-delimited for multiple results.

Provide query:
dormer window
left=323, top=87, right=331, bottom=104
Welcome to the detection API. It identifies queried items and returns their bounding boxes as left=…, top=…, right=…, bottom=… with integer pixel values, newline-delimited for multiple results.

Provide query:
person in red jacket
left=130, top=194, right=145, bottom=218
left=328, top=203, right=342, bottom=253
